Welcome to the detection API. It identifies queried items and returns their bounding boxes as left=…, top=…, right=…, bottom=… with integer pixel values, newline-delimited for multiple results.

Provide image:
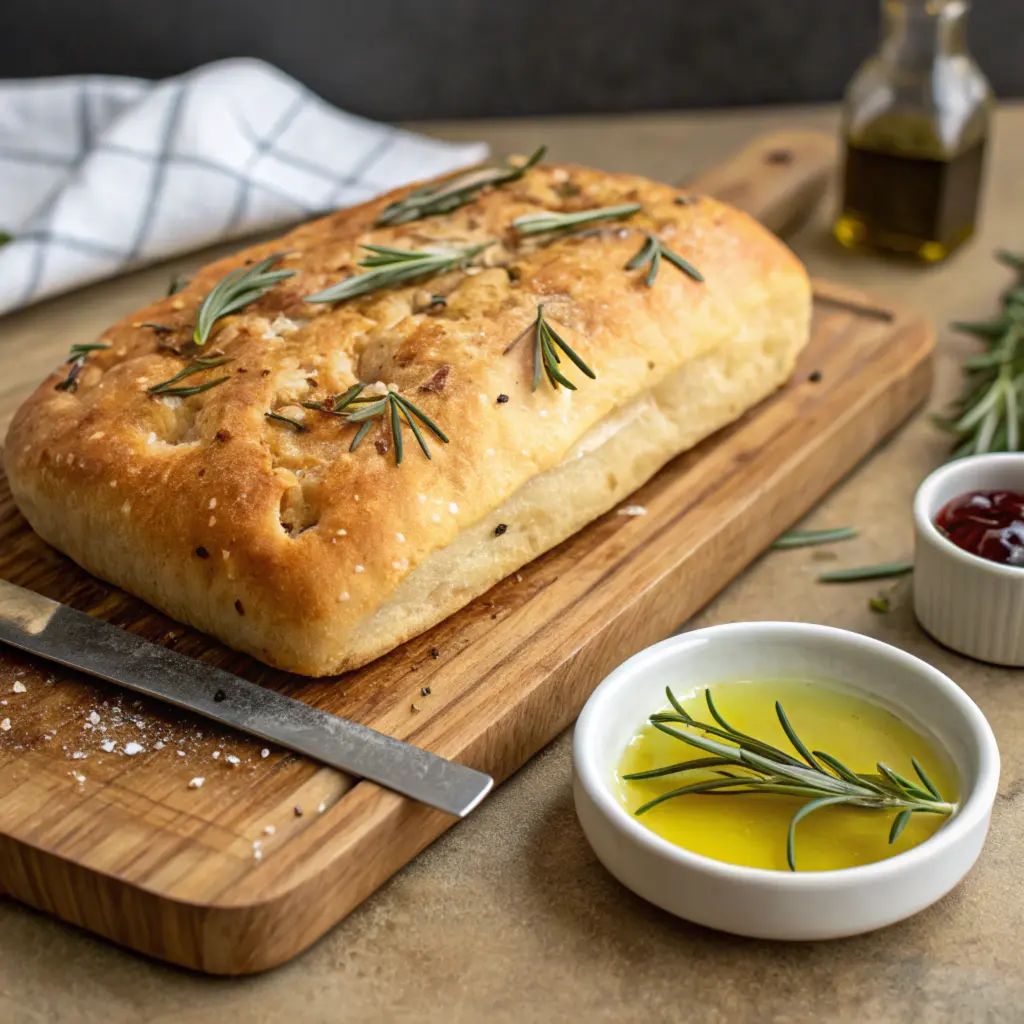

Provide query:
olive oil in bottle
left=834, top=0, right=992, bottom=262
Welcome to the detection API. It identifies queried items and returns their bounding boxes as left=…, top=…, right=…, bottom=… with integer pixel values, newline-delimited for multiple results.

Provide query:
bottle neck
left=879, top=0, right=969, bottom=72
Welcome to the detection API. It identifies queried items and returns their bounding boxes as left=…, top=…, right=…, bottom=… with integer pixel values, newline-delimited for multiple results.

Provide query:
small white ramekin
left=573, top=622, right=999, bottom=940
left=914, top=453, right=1024, bottom=666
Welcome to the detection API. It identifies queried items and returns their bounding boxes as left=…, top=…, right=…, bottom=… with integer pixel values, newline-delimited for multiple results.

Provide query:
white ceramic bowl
left=573, top=622, right=999, bottom=940
left=914, top=452, right=1024, bottom=666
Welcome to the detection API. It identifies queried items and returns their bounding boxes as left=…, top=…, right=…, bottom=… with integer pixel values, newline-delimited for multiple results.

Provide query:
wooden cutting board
left=0, top=133, right=933, bottom=975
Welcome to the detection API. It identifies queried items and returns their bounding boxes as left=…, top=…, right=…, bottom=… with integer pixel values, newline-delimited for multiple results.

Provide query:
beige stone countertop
left=1, top=104, right=1023, bottom=1023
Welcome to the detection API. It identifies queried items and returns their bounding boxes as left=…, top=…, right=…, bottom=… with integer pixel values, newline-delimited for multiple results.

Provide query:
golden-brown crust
left=3, top=161, right=811, bottom=675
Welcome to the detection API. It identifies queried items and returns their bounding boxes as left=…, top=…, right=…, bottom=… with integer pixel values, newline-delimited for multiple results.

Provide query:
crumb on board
left=318, top=800, right=327, bottom=814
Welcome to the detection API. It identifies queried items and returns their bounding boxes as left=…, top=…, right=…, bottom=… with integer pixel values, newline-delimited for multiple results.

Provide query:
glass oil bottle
left=834, top=0, right=992, bottom=262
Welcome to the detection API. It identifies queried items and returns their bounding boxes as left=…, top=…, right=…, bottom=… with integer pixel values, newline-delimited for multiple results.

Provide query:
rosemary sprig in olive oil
left=193, top=254, right=296, bottom=345
left=626, top=232, right=704, bottom=287
left=148, top=356, right=232, bottom=397
left=305, top=243, right=491, bottom=305
left=936, top=249, right=1024, bottom=456
left=626, top=687, right=954, bottom=871
left=54, top=343, right=111, bottom=393
left=512, top=202, right=641, bottom=237
left=504, top=304, right=596, bottom=392
left=375, top=146, right=546, bottom=227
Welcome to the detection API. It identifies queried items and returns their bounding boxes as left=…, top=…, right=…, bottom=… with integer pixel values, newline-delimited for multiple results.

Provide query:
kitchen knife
left=0, top=578, right=493, bottom=818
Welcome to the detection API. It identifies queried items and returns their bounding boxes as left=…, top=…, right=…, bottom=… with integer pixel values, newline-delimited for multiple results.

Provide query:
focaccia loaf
left=3, top=158, right=811, bottom=676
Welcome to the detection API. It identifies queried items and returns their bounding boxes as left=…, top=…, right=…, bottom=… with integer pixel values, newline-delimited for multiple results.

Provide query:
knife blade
left=0, top=578, right=493, bottom=818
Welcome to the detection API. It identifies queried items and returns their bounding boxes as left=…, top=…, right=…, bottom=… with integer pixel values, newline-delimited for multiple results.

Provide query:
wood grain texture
left=0, top=135, right=933, bottom=974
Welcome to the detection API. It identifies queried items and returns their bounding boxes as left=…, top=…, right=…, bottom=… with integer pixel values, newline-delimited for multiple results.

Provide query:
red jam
left=935, top=490, right=1024, bottom=567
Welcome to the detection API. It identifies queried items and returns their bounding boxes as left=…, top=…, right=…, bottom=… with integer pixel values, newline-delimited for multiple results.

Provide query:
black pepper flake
left=294, top=805, right=304, bottom=817
left=809, top=370, right=822, bottom=383
left=215, top=429, right=232, bottom=442
left=261, top=369, right=271, bottom=377
left=234, top=599, right=245, bottom=615
left=494, top=523, right=508, bottom=536
left=213, top=689, right=226, bottom=703
left=421, top=686, right=431, bottom=697
left=430, top=647, right=440, bottom=659
left=195, top=546, right=210, bottom=559
left=375, top=436, right=391, bottom=455
left=236, top=367, right=248, bottom=374
left=428, top=294, right=447, bottom=309
left=497, top=394, right=509, bottom=404
left=673, top=194, right=700, bottom=206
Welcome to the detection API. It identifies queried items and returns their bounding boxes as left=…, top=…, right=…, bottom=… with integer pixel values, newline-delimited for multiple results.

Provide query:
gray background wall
left=2, top=1, right=1022, bottom=120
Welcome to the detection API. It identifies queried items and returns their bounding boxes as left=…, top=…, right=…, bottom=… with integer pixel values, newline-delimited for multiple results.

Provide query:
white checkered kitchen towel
left=0, top=58, right=488, bottom=317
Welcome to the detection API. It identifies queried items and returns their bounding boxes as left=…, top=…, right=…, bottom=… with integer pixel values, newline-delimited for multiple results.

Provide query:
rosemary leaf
left=504, top=304, right=596, bottom=392
left=54, top=343, right=112, bottom=392
left=167, top=274, right=190, bottom=296
left=265, top=410, right=307, bottom=431
left=817, top=562, right=913, bottom=583
left=375, top=146, right=546, bottom=227
left=148, top=357, right=232, bottom=396
left=626, top=231, right=704, bottom=287
left=0, top=230, right=12, bottom=246
left=193, top=254, right=296, bottom=345
left=512, top=202, right=641, bottom=237
left=306, top=243, right=490, bottom=305
left=337, top=389, right=448, bottom=465
left=772, top=526, right=858, bottom=549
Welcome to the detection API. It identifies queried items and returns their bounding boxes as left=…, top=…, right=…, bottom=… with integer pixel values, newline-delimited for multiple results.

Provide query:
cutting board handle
left=684, top=129, right=838, bottom=237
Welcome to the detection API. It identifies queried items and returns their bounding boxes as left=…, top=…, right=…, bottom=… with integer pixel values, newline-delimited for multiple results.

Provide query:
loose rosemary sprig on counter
left=626, top=231, right=704, bottom=287
left=504, top=304, right=596, bottom=392
left=512, top=202, right=641, bottom=237
left=375, top=146, right=546, bottom=227
left=305, top=243, right=491, bottom=305
left=936, top=249, right=1024, bottom=457
left=193, top=254, right=296, bottom=345
left=148, top=356, right=232, bottom=397
left=54, top=343, right=111, bottom=393
left=626, top=687, right=954, bottom=871
left=772, top=526, right=858, bottom=549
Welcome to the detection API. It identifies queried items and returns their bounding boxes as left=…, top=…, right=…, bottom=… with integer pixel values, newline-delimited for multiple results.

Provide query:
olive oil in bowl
left=616, top=678, right=958, bottom=873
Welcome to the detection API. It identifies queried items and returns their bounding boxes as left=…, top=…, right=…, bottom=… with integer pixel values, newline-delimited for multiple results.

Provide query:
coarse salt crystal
left=0, top=718, right=10, bottom=732
left=188, top=777, right=205, bottom=789
left=72, top=751, right=87, bottom=760
left=147, top=432, right=157, bottom=445
left=212, top=751, right=220, bottom=759
left=263, top=825, right=276, bottom=836
left=336, top=528, right=347, bottom=536
left=12, top=681, right=26, bottom=694
left=395, top=532, right=405, bottom=543
left=123, top=741, right=144, bottom=755
left=87, top=710, right=100, bottom=725
left=617, top=505, right=648, bottom=516
left=354, top=565, right=364, bottom=573
left=449, top=502, right=459, bottom=514
left=177, top=750, right=186, bottom=757
left=252, top=840, right=263, bottom=861
left=225, top=754, right=241, bottom=766
left=101, top=740, right=116, bottom=753
left=209, top=498, right=217, bottom=509
left=209, top=515, right=217, bottom=526
left=318, top=801, right=327, bottom=814
left=261, top=748, right=270, bottom=759
left=154, top=740, right=165, bottom=750
left=71, top=772, right=86, bottom=784
left=338, top=592, right=350, bottom=602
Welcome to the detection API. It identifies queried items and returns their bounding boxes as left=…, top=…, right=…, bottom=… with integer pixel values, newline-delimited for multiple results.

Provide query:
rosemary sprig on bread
left=193, top=254, right=296, bottom=345
left=54, top=343, right=110, bottom=393
left=375, top=146, right=546, bottom=227
left=504, top=305, right=596, bottom=392
left=305, top=243, right=492, bottom=305
left=148, top=356, right=232, bottom=397
left=512, top=202, right=641, bottom=237
left=626, top=232, right=704, bottom=288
